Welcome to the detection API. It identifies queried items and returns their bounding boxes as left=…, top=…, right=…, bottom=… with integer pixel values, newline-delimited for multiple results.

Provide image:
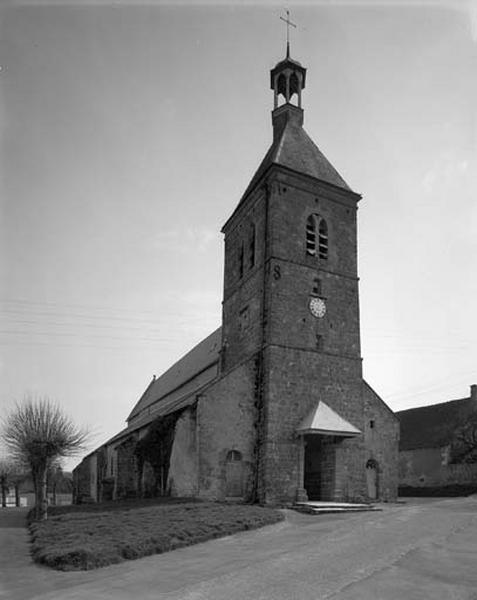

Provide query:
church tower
left=221, top=47, right=367, bottom=503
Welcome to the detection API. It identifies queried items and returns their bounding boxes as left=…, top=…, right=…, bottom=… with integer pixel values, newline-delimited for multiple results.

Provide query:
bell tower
left=221, top=42, right=368, bottom=504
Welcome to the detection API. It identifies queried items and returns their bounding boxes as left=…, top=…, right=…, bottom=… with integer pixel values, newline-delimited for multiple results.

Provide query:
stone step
left=294, top=501, right=382, bottom=515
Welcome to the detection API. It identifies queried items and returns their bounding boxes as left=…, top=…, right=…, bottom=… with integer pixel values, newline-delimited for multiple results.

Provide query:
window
left=306, top=216, right=316, bottom=255
left=315, top=334, right=323, bottom=351
left=369, top=420, right=375, bottom=429
left=239, top=243, right=244, bottom=279
left=318, top=219, right=328, bottom=259
left=226, top=449, right=242, bottom=462
left=248, top=224, right=255, bottom=269
left=312, top=277, right=322, bottom=296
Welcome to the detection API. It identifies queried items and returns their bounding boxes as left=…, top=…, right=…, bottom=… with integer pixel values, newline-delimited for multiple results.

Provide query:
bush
left=399, top=484, right=477, bottom=497
left=29, top=502, right=284, bottom=570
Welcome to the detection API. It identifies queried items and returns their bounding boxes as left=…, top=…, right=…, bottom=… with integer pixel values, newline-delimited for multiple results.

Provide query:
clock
left=309, top=297, right=326, bottom=318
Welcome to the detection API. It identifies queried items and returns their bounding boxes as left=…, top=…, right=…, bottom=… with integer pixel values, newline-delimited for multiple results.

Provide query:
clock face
left=309, top=297, right=326, bottom=318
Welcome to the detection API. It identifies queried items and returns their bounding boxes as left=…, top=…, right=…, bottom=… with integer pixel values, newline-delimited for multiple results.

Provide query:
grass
left=29, top=501, right=284, bottom=571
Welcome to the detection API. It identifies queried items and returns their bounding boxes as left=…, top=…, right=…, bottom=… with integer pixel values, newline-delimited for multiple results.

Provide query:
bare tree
left=451, top=413, right=477, bottom=464
left=2, top=397, right=88, bottom=520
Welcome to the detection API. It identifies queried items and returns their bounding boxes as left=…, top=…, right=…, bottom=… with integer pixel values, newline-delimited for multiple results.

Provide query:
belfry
left=74, top=41, right=399, bottom=506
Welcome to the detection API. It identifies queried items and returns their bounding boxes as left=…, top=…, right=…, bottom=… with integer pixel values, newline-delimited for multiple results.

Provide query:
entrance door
left=304, top=436, right=322, bottom=500
left=366, top=459, right=378, bottom=500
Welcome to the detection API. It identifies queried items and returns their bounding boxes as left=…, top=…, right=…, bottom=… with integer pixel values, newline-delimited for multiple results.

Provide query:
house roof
left=296, top=400, right=361, bottom=436
left=397, top=396, right=476, bottom=451
left=127, top=327, right=222, bottom=422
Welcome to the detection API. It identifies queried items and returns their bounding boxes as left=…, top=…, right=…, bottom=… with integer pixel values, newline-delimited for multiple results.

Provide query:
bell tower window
left=318, top=219, right=328, bottom=260
left=306, top=215, right=316, bottom=256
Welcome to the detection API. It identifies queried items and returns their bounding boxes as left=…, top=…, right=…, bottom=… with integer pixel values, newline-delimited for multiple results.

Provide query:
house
left=398, top=384, right=477, bottom=495
left=74, top=45, right=400, bottom=505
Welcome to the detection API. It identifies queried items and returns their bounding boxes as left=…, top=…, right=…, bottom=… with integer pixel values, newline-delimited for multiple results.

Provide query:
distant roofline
left=396, top=395, right=470, bottom=417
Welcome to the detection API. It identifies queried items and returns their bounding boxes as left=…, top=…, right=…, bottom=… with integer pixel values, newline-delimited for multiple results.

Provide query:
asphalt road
left=1, top=497, right=477, bottom=600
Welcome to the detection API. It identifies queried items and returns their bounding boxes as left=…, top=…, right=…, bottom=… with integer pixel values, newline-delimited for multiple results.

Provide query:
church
left=73, top=44, right=399, bottom=506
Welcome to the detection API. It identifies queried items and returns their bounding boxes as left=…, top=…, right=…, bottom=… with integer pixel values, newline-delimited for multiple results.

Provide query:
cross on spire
left=280, top=9, right=296, bottom=58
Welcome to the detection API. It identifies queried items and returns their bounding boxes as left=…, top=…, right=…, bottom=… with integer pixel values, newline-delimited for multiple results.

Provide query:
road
left=1, top=497, right=477, bottom=600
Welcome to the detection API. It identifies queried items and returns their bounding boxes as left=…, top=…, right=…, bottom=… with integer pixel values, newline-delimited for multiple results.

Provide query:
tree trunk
left=15, top=484, right=20, bottom=507
left=1, top=477, right=7, bottom=508
left=34, top=468, right=48, bottom=520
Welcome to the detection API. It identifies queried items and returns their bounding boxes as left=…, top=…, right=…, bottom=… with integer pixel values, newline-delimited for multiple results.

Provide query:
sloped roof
left=397, top=396, right=475, bottom=451
left=297, top=400, right=361, bottom=436
left=241, top=111, right=352, bottom=204
left=127, top=327, right=222, bottom=422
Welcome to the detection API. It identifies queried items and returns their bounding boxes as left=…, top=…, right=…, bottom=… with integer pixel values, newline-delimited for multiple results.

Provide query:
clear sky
left=1, top=0, right=476, bottom=471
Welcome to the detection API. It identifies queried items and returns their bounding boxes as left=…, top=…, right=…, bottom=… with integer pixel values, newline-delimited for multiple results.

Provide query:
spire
left=280, top=10, right=295, bottom=59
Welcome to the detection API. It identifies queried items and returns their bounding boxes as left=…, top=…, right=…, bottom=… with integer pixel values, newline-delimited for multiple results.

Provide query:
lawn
left=30, top=501, right=284, bottom=571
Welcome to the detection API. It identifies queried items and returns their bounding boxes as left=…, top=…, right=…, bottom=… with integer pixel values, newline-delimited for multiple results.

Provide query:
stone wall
left=197, top=359, right=257, bottom=501
left=262, top=345, right=367, bottom=504
left=72, top=457, right=92, bottom=503
left=363, top=382, right=400, bottom=501
left=399, top=447, right=477, bottom=488
left=116, top=434, right=139, bottom=499
left=168, top=407, right=198, bottom=497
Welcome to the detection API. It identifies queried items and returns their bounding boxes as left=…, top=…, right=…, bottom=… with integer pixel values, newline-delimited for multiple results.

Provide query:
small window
left=248, top=224, right=255, bottom=269
left=369, top=420, right=375, bottom=429
left=318, top=219, right=328, bottom=260
left=306, top=216, right=316, bottom=255
left=226, top=450, right=242, bottom=462
left=239, top=244, right=244, bottom=279
left=312, top=278, right=322, bottom=296
left=316, top=334, right=323, bottom=351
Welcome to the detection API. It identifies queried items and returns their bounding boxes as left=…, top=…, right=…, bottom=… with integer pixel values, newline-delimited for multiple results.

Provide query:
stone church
left=73, top=47, right=399, bottom=506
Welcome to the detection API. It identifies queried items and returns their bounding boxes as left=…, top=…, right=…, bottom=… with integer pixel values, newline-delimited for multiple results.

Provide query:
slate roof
left=397, top=396, right=475, bottom=451
left=127, top=327, right=222, bottom=423
left=241, top=109, right=353, bottom=205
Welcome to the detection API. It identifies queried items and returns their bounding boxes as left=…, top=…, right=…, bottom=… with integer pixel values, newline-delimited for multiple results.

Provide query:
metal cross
left=280, top=9, right=296, bottom=57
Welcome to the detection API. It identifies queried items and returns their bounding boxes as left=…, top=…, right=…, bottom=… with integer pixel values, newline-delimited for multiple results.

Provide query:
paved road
left=1, top=497, right=477, bottom=600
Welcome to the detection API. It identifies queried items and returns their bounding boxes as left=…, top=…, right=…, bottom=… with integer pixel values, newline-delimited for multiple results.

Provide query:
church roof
left=240, top=110, right=352, bottom=205
left=296, top=400, right=361, bottom=436
left=397, top=395, right=476, bottom=451
left=127, top=327, right=221, bottom=423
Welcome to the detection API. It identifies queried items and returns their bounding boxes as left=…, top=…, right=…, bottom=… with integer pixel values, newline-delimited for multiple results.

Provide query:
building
left=74, top=46, right=399, bottom=505
left=398, top=384, right=477, bottom=495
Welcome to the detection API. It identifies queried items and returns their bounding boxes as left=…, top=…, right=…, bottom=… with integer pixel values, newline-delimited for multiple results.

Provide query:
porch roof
left=296, top=401, right=361, bottom=437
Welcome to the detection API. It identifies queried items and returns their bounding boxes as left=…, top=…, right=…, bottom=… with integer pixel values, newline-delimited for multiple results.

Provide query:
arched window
left=226, top=449, right=242, bottom=462
left=318, top=218, right=328, bottom=260
left=248, top=224, right=255, bottom=269
left=305, top=215, right=316, bottom=255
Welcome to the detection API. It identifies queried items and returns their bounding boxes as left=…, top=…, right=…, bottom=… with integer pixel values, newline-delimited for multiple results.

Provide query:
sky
left=0, top=0, right=476, bottom=471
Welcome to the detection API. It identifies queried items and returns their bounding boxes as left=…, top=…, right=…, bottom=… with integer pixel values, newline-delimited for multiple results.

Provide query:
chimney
left=471, top=384, right=477, bottom=401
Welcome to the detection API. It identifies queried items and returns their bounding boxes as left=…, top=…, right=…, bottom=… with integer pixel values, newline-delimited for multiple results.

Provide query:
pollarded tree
left=2, top=397, right=88, bottom=520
